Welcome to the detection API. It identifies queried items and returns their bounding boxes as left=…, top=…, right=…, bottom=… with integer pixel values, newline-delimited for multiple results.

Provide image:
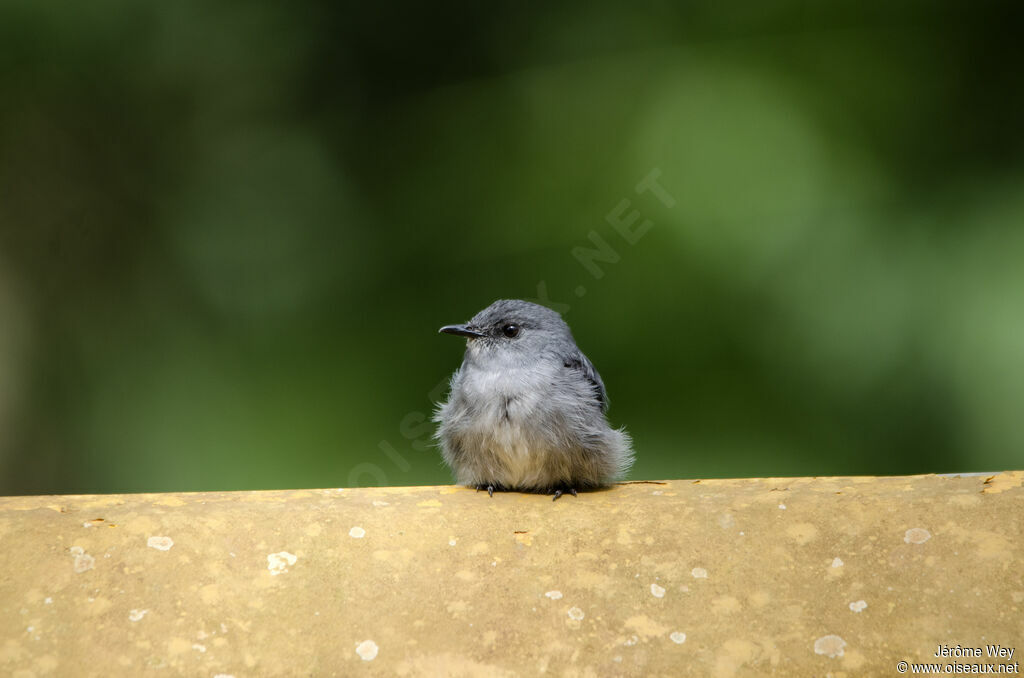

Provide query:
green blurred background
left=1, top=1, right=1022, bottom=496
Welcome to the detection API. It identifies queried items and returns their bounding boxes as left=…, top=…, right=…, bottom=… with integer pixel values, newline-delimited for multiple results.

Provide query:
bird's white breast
left=455, top=361, right=559, bottom=488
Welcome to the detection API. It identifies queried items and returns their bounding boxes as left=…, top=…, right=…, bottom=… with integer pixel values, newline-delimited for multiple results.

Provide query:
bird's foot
left=475, top=483, right=496, bottom=497
left=552, top=488, right=579, bottom=501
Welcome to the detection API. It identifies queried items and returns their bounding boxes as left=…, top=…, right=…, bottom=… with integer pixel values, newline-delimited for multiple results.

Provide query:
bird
left=434, top=299, right=633, bottom=500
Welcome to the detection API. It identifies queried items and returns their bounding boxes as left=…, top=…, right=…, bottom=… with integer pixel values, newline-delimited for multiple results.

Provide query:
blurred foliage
left=1, top=1, right=1022, bottom=495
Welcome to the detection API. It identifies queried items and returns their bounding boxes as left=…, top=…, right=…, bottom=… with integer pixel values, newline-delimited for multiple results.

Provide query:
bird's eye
left=502, top=323, right=520, bottom=338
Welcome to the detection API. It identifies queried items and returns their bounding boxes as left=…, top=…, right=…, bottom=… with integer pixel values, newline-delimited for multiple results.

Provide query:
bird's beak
left=439, top=324, right=486, bottom=338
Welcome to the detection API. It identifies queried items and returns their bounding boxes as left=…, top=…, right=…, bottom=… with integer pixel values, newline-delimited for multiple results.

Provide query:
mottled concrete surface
left=1, top=473, right=1022, bottom=677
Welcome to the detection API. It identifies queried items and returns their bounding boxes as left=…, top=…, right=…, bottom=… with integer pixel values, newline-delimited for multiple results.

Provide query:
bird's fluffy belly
left=457, top=367, right=556, bottom=488
left=475, top=424, right=551, bottom=488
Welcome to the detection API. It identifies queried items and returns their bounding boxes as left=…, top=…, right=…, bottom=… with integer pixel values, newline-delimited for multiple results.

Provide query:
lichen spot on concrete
left=904, top=527, right=931, bottom=544
left=147, top=536, right=174, bottom=551
left=813, top=634, right=846, bottom=658
left=567, top=606, right=585, bottom=621
left=69, top=546, right=94, bottom=573
left=691, top=567, right=708, bottom=579
left=831, top=557, right=844, bottom=568
left=214, top=674, right=236, bottom=678
left=267, top=551, right=297, bottom=575
left=128, top=609, right=148, bottom=622
left=356, top=639, right=379, bottom=661
left=670, top=631, right=687, bottom=644
left=545, top=590, right=563, bottom=600
left=650, top=583, right=666, bottom=598
left=349, top=526, right=366, bottom=539
left=448, top=537, right=457, bottom=546
left=849, top=600, right=867, bottom=613
left=778, top=504, right=786, bottom=510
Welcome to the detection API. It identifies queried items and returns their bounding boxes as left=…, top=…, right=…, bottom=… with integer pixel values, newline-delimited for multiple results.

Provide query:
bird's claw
left=552, top=488, right=579, bottom=501
left=475, top=483, right=496, bottom=497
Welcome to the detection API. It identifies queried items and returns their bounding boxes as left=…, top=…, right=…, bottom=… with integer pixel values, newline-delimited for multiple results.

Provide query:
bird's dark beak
left=439, top=324, right=486, bottom=338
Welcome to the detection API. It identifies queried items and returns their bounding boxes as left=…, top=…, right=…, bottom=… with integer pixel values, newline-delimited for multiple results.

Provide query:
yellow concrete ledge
left=1, top=473, right=1022, bottom=677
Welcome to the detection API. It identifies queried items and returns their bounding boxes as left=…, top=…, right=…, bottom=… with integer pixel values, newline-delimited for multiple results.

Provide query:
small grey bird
left=434, top=299, right=633, bottom=500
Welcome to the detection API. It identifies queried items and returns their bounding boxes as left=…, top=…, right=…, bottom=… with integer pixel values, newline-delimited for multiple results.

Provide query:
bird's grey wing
left=563, top=350, right=608, bottom=412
